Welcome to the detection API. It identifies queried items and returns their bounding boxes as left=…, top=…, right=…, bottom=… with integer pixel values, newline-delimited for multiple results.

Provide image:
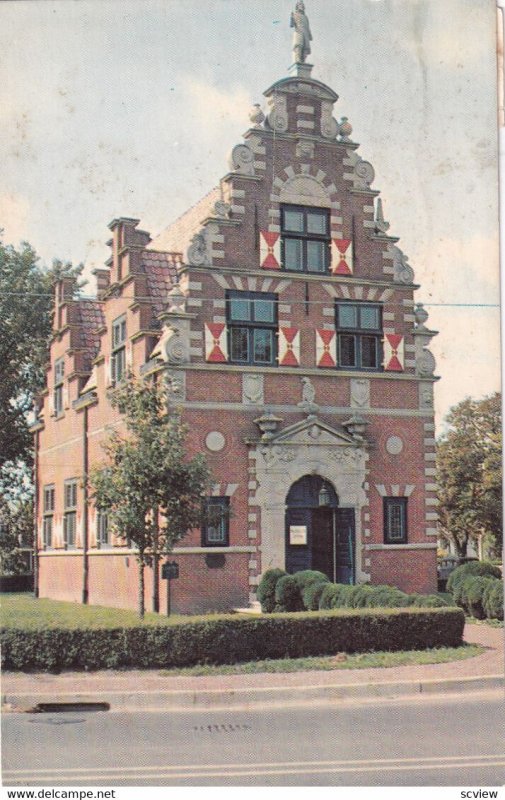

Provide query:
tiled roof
left=142, top=250, right=183, bottom=314
left=76, top=300, right=105, bottom=365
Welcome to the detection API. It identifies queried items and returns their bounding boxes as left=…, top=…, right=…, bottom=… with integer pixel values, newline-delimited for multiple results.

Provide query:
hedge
left=483, top=581, right=504, bottom=620
left=1, top=607, right=465, bottom=672
left=446, top=561, right=501, bottom=595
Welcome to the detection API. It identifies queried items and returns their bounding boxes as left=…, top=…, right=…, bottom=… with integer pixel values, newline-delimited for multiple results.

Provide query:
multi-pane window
left=42, top=485, right=55, bottom=548
left=383, top=498, right=408, bottom=544
left=111, top=316, right=127, bottom=384
left=63, top=479, right=78, bottom=549
left=202, top=497, right=230, bottom=547
left=53, top=358, right=64, bottom=416
left=96, top=512, right=109, bottom=548
left=281, top=205, right=330, bottom=273
left=336, top=302, right=382, bottom=370
left=227, top=291, right=277, bottom=366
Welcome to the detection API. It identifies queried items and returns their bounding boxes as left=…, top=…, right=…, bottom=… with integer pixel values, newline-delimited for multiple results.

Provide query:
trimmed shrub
left=274, top=575, right=304, bottom=612
left=256, top=568, right=287, bottom=613
left=0, top=607, right=466, bottom=671
left=410, top=594, right=449, bottom=608
left=483, top=580, right=504, bottom=620
left=447, top=561, right=501, bottom=595
left=292, top=570, right=330, bottom=590
left=462, top=576, right=498, bottom=619
left=319, top=583, right=342, bottom=609
left=347, top=585, right=375, bottom=608
left=365, top=585, right=410, bottom=608
left=302, top=580, right=329, bottom=611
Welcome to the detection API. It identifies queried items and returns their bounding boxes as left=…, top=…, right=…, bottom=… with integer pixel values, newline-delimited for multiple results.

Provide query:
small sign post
left=161, top=560, right=179, bottom=616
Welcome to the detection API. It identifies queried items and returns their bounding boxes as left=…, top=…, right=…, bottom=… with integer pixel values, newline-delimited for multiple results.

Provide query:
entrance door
left=311, top=508, right=333, bottom=580
left=334, top=508, right=355, bottom=585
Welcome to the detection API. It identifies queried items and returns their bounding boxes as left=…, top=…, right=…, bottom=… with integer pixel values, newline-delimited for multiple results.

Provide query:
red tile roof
left=142, top=250, right=183, bottom=314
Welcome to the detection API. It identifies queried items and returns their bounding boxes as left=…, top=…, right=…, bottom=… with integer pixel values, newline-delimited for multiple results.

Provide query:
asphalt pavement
left=1, top=622, right=503, bottom=712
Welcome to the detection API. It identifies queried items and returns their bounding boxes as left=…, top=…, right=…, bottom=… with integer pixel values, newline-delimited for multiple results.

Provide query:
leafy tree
left=437, top=393, right=502, bottom=558
left=0, top=496, right=33, bottom=575
left=0, top=235, right=83, bottom=477
left=89, top=377, right=212, bottom=617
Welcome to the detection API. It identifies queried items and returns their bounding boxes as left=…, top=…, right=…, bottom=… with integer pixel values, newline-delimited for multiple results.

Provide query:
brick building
left=34, top=30, right=440, bottom=614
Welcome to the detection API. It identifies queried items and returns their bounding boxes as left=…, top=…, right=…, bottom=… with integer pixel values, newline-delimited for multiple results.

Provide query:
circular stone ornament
left=386, top=435, right=404, bottom=455
left=205, top=431, right=225, bottom=452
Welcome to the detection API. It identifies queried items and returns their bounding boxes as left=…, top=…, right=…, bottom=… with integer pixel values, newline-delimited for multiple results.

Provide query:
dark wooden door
left=334, top=508, right=355, bottom=585
left=285, top=507, right=311, bottom=574
left=311, top=508, right=333, bottom=580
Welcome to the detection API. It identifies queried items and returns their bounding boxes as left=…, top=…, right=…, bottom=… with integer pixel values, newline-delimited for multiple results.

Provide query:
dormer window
left=111, top=315, right=127, bottom=384
left=281, top=205, right=330, bottom=274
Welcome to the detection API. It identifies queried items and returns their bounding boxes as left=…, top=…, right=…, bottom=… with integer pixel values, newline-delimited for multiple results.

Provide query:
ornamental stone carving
left=266, top=94, right=289, bottom=133
left=228, top=143, right=255, bottom=176
left=321, top=101, right=339, bottom=139
left=164, top=324, right=190, bottom=365
left=210, top=200, right=231, bottom=219
left=187, top=228, right=211, bottom=266
left=165, top=369, right=186, bottom=402
left=337, top=117, right=353, bottom=142
left=417, top=349, right=437, bottom=378
left=242, top=373, right=264, bottom=405
left=374, top=198, right=390, bottom=234
left=419, top=382, right=434, bottom=409
left=390, top=245, right=415, bottom=284
left=290, top=0, right=312, bottom=64
left=386, top=435, right=404, bottom=455
left=354, top=159, right=375, bottom=189
left=249, top=103, right=265, bottom=127
left=296, top=139, right=315, bottom=159
left=297, top=376, right=319, bottom=416
left=350, top=378, right=370, bottom=409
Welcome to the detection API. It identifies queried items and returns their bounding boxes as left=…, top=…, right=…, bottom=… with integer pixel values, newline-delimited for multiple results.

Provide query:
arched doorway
left=285, top=475, right=355, bottom=584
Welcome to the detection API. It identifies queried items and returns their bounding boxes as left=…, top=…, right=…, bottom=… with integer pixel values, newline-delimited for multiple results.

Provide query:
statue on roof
left=290, top=1, right=312, bottom=64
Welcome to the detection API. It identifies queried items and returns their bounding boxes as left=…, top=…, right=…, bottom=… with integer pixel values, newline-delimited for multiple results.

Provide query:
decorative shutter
left=205, top=323, right=228, bottom=363
left=331, top=238, right=353, bottom=275
left=383, top=333, right=405, bottom=371
left=259, top=231, right=281, bottom=269
left=278, top=327, right=300, bottom=366
left=316, top=329, right=337, bottom=367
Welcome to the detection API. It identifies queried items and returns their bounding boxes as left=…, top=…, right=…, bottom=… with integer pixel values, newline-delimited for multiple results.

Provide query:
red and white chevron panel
left=384, top=333, right=404, bottom=372
left=316, top=329, right=336, bottom=367
left=259, top=231, right=281, bottom=269
left=331, top=238, right=353, bottom=275
left=204, top=323, right=228, bottom=363
left=278, top=327, right=300, bottom=366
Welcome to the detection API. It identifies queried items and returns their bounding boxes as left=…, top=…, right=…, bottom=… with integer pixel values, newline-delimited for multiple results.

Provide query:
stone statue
left=290, top=1, right=312, bottom=64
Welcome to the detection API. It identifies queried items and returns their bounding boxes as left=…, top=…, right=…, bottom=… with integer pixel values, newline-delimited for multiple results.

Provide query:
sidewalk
left=2, top=623, right=503, bottom=712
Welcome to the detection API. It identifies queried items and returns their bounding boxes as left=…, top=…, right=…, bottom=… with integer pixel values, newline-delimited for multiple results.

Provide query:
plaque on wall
left=289, top=525, right=308, bottom=545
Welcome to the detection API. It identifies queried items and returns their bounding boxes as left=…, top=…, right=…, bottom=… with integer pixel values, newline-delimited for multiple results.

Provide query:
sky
left=0, top=0, right=500, bottom=429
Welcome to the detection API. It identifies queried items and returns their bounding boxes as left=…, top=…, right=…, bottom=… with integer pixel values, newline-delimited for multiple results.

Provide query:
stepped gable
left=142, top=251, right=182, bottom=314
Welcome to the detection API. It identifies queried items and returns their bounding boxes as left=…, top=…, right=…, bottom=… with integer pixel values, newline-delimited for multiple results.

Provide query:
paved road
left=3, top=690, right=504, bottom=787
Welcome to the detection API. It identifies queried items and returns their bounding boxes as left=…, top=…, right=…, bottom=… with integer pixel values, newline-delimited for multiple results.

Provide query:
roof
left=151, top=186, right=220, bottom=255
left=142, top=250, right=183, bottom=315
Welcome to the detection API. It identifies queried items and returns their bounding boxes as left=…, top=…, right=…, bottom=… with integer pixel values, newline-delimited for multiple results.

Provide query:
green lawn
left=157, top=644, right=484, bottom=677
left=0, top=593, right=245, bottom=629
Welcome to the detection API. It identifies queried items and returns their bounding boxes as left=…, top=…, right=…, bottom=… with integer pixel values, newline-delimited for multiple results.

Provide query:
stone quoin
left=33, top=3, right=439, bottom=614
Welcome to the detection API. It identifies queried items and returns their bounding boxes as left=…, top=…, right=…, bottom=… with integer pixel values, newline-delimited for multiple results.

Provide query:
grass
left=0, top=593, right=247, bottom=630
left=157, top=644, right=485, bottom=677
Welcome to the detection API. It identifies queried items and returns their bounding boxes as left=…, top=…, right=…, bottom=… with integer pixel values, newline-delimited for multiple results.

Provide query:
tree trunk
left=152, top=508, right=160, bottom=613
left=454, top=536, right=467, bottom=559
left=138, top=558, right=145, bottom=618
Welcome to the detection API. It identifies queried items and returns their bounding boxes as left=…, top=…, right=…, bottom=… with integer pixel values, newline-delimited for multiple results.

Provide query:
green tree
left=0, top=235, right=83, bottom=476
left=0, top=496, right=33, bottom=575
left=437, top=393, right=502, bottom=558
left=89, top=377, right=212, bottom=617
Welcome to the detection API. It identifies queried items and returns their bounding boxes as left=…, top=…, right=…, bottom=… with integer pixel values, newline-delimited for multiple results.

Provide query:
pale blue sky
left=0, top=0, right=500, bottom=426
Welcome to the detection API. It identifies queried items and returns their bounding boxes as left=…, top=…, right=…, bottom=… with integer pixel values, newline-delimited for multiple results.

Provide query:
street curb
left=3, top=674, right=503, bottom=712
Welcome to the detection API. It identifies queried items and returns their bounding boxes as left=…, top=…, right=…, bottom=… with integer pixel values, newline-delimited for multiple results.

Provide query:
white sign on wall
left=289, top=525, right=308, bottom=545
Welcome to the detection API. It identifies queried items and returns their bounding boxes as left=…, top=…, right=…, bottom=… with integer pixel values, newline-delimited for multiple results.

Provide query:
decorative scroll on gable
left=316, top=329, right=336, bottom=367
left=205, top=323, right=228, bottom=363
left=383, top=333, right=405, bottom=372
left=331, top=238, right=353, bottom=275
left=260, top=231, right=281, bottom=269
left=278, top=327, right=300, bottom=366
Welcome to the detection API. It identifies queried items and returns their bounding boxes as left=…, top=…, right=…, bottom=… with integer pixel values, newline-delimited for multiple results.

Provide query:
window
left=202, top=497, right=230, bottom=547
left=227, top=291, right=277, bottom=366
left=384, top=498, right=408, bottom=544
left=281, top=205, right=330, bottom=273
left=111, top=316, right=127, bottom=384
left=336, top=302, right=382, bottom=370
left=42, top=485, right=55, bottom=549
left=63, top=479, right=78, bottom=549
left=96, top=512, right=109, bottom=548
left=53, top=358, right=64, bottom=416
